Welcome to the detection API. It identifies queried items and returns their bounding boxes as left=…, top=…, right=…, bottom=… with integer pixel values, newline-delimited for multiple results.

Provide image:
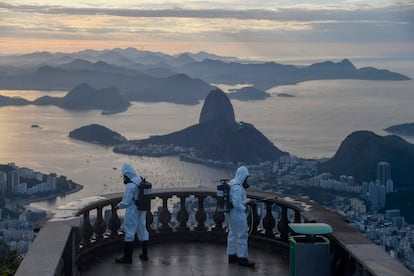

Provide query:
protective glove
left=246, top=198, right=257, bottom=206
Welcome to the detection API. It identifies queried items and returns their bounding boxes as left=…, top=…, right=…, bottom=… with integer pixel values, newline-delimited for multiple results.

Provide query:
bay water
left=0, top=58, right=413, bottom=211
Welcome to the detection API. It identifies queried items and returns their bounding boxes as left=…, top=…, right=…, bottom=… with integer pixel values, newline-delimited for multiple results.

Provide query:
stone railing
left=15, top=187, right=413, bottom=276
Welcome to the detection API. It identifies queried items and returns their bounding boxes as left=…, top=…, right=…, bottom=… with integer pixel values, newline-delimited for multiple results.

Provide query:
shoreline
left=18, top=182, right=84, bottom=209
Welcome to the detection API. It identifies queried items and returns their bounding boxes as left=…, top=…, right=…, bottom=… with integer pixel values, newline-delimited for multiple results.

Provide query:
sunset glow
left=0, top=0, right=413, bottom=60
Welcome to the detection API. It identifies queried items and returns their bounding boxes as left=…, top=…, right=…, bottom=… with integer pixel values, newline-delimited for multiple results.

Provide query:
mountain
left=33, top=83, right=131, bottom=114
left=178, top=58, right=410, bottom=90
left=199, top=89, right=235, bottom=124
left=123, top=73, right=214, bottom=105
left=384, top=122, right=414, bottom=137
left=60, top=83, right=130, bottom=112
left=0, top=48, right=410, bottom=105
left=69, top=124, right=127, bottom=146
left=114, top=89, right=287, bottom=164
left=319, top=130, right=414, bottom=189
left=228, top=86, right=270, bottom=101
left=59, top=59, right=138, bottom=76
left=0, top=64, right=215, bottom=105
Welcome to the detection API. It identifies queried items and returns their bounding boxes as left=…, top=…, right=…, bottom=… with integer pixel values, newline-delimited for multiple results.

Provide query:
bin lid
left=289, top=223, right=333, bottom=235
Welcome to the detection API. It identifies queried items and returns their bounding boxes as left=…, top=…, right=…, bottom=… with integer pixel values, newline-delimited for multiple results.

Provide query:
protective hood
left=230, top=166, right=249, bottom=186
left=122, top=163, right=140, bottom=184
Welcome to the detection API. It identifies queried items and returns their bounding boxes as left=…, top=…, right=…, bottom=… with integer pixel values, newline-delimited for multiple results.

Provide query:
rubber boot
left=228, top=254, right=238, bottom=264
left=115, top=241, right=134, bottom=264
left=139, top=241, right=148, bottom=261
left=238, top=257, right=255, bottom=267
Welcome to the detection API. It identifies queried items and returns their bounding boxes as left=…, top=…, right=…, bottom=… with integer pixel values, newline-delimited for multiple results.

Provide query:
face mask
left=242, top=175, right=249, bottom=189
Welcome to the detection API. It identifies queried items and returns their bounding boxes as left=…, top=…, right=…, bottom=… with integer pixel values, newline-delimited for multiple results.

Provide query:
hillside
left=33, top=83, right=131, bottom=114
left=319, top=130, right=414, bottom=189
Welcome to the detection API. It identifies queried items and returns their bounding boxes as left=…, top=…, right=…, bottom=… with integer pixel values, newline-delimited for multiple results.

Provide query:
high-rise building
left=386, top=179, right=394, bottom=193
left=0, top=171, right=6, bottom=195
left=377, top=161, right=391, bottom=186
left=0, top=164, right=19, bottom=195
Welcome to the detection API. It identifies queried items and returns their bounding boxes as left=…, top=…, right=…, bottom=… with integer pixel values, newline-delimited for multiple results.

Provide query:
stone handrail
left=15, top=187, right=413, bottom=276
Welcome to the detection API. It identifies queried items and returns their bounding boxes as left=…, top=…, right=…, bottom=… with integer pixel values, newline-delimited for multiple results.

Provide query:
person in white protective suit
left=226, top=166, right=256, bottom=267
left=115, top=163, right=150, bottom=264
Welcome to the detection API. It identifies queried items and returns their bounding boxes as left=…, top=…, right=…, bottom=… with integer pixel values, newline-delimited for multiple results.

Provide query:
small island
left=276, top=93, right=295, bottom=97
left=69, top=124, right=127, bottom=146
left=227, top=86, right=270, bottom=101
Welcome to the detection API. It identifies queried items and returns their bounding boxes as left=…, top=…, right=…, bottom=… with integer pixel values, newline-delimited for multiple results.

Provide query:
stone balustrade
left=15, top=187, right=413, bottom=276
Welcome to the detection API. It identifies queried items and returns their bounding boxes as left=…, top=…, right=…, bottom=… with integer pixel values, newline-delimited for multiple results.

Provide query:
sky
left=0, top=0, right=413, bottom=61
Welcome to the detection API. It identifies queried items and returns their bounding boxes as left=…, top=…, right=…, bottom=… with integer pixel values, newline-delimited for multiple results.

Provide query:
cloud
left=0, top=1, right=412, bottom=57
left=1, top=2, right=413, bottom=22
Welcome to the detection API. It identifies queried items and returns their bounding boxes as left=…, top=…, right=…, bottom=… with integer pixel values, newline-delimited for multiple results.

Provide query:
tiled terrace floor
left=79, top=242, right=290, bottom=276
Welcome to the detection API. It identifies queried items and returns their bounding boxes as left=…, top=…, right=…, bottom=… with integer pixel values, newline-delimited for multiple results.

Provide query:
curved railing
left=15, top=187, right=413, bottom=276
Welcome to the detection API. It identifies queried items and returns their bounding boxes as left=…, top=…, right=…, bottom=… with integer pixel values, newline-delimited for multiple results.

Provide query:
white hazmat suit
left=226, top=166, right=255, bottom=267
left=115, top=163, right=150, bottom=263
left=117, top=164, right=140, bottom=242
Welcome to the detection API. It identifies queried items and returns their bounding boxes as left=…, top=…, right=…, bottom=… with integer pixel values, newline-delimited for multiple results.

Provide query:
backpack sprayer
left=135, top=177, right=153, bottom=211
left=216, top=179, right=231, bottom=213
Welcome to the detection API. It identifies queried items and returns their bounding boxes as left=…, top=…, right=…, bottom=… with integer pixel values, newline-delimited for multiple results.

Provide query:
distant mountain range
left=0, top=48, right=410, bottom=107
left=0, top=83, right=130, bottom=114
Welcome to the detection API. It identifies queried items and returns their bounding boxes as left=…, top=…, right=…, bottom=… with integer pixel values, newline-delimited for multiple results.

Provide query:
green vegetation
left=0, top=244, right=21, bottom=276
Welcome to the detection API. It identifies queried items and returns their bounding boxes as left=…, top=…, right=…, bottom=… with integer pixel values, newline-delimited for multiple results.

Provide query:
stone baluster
left=158, top=196, right=172, bottom=232
left=108, top=203, right=121, bottom=238
left=247, top=203, right=260, bottom=235
left=176, top=195, right=189, bottom=231
left=262, top=201, right=276, bottom=238
left=80, top=211, right=94, bottom=246
left=146, top=210, right=154, bottom=233
left=92, top=206, right=106, bottom=241
left=277, top=205, right=290, bottom=241
left=212, top=210, right=225, bottom=231
left=294, top=209, right=301, bottom=223
left=195, top=195, right=207, bottom=231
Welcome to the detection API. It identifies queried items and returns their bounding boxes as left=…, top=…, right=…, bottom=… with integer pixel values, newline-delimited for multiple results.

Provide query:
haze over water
left=0, top=58, right=413, bottom=211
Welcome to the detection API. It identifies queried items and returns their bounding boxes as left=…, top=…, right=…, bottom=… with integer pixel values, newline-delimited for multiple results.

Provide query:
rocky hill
left=319, top=130, right=414, bottom=189
left=114, top=89, right=287, bottom=164
left=199, top=89, right=235, bottom=124
left=33, top=83, right=130, bottom=114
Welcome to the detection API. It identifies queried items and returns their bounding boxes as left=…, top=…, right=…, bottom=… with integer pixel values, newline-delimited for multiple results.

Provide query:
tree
left=0, top=240, right=22, bottom=276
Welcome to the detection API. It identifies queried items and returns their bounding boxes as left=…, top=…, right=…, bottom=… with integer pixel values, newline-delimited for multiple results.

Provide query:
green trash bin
left=289, top=223, right=333, bottom=276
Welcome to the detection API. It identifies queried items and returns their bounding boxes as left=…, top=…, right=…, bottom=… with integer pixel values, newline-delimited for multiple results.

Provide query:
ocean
left=0, top=57, right=413, bottom=211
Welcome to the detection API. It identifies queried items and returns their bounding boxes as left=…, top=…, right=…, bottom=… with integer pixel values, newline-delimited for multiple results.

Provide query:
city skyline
left=1, top=0, right=413, bottom=61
